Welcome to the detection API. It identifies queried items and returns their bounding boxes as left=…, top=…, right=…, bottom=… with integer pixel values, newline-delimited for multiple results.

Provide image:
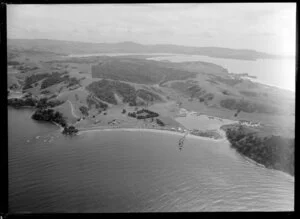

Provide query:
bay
left=8, top=108, right=294, bottom=212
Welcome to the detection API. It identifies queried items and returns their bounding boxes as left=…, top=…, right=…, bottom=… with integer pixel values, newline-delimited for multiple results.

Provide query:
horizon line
left=7, top=37, right=293, bottom=57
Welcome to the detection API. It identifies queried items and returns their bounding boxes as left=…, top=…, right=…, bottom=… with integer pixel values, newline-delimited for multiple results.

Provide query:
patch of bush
left=41, top=72, right=67, bottom=89
left=23, top=73, right=49, bottom=90
left=224, top=125, right=294, bottom=176
left=240, top=90, right=258, bottom=97
left=86, top=95, right=108, bottom=110
left=41, top=90, right=50, bottom=95
left=79, top=105, right=89, bottom=116
left=156, top=118, right=165, bottom=126
left=32, top=108, right=67, bottom=127
left=8, top=61, right=21, bottom=66
left=62, top=125, right=78, bottom=135
left=136, top=89, right=162, bottom=102
left=128, top=112, right=136, bottom=118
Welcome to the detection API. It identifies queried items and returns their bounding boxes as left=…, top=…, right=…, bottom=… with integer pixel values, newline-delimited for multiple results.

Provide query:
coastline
left=78, top=126, right=226, bottom=142
left=236, top=151, right=295, bottom=180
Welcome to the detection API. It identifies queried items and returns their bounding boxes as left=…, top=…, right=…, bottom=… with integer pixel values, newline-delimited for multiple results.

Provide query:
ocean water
left=8, top=108, right=294, bottom=212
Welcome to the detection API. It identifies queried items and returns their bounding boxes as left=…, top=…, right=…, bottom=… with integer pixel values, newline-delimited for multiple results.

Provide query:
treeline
left=199, top=93, right=214, bottom=102
left=8, top=61, right=21, bottom=66
left=8, top=96, right=64, bottom=109
left=8, top=97, right=36, bottom=108
left=8, top=92, right=78, bottom=135
left=23, top=72, right=81, bottom=91
left=224, top=125, right=294, bottom=176
left=41, top=72, right=68, bottom=89
left=79, top=105, right=89, bottom=116
left=41, top=73, right=80, bottom=90
left=220, top=98, right=281, bottom=114
left=211, top=75, right=244, bottom=87
left=86, top=94, right=108, bottom=111
left=17, top=65, right=39, bottom=73
left=187, top=85, right=206, bottom=98
left=136, top=89, right=162, bottom=102
left=190, top=129, right=222, bottom=139
left=86, top=79, right=137, bottom=106
left=156, top=118, right=165, bottom=126
left=127, top=109, right=165, bottom=126
left=128, top=109, right=159, bottom=119
left=32, top=108, right=67, bottom=127
left=23, top=73, right=49, bottom=90
left=31, top=105, right=78, bottom=135
left=86, top=80, right=119, bottom=105
left=86, top=79, right=163, bottom=106
left=62, top=126, right=78, bottom=135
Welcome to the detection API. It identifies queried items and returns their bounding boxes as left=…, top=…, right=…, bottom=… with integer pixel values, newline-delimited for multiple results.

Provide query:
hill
left=7, top=39, right=288, bottom=60
left=91, top=58, right=197, bottom=84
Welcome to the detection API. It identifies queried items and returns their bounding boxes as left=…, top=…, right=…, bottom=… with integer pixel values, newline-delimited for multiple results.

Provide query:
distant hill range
left=7, top=39, right=290, bottom=61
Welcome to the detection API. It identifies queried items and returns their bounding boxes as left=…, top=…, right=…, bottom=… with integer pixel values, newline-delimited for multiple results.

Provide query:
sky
left=7, top=3, right=296, bottom=56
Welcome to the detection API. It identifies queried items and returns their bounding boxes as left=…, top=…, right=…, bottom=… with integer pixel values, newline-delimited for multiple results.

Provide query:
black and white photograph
left=6, top=3, right=295, bottom=213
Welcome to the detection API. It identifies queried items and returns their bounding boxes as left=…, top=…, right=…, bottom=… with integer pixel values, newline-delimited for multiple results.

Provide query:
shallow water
left=8, top=108, right=294, bottom=212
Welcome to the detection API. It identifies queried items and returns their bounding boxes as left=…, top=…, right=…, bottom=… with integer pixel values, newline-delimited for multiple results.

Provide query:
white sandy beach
left=78, top=127, right=226, bottom=142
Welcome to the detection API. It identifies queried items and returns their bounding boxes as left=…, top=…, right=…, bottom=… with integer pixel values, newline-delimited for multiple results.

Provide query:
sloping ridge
left=91, top=59, right=196, bottom=84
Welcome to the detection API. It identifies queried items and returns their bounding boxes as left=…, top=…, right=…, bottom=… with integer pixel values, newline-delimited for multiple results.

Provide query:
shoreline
left=236, top=151, right=294, bottom=179
left=78, top=126, right=226, bottom=142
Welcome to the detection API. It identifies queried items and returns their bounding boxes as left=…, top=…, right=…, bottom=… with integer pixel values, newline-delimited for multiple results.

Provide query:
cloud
left=7, top=3, right=296, bottom=55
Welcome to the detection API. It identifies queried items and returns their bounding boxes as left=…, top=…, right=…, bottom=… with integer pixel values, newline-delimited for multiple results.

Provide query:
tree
left=62, top=125, right=78, bottom=135
left=156, top=118, right=165, bottom=126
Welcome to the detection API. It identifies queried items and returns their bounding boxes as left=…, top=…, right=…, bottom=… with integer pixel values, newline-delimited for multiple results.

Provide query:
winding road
left=67, top=100, right=79, bottom=118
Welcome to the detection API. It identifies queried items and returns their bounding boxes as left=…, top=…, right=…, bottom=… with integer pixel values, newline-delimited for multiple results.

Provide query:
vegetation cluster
left=86, top=79, right=163, bottom=106
left=79, top=105, right=89, bottom=116
left=128, top=108, right=159, bottom=120
left=17, top=65, right=39, bottom=73
left=22, top=72, right=81, bottom=91
left=23, top=73, right=49, bottom=90
left=86, top=94, right=108, bottom=111
left=62, top=126, right=79, bottom=135
left=32, top=108, right=67, bottom=127
left=224, top=125, right=294, bottom=176
left=8, top=96, right=64, bottom=109
left=31, top=106, right=78, bottom=135
left=190, top=129, right=222, bottom=139
left=220, top=98, right=280, bottom=114
left=40, top=72, right=80, bottom=89
left=136, top=89, right=163, bottom=102
left=156, top=118, right=165, bottom=126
